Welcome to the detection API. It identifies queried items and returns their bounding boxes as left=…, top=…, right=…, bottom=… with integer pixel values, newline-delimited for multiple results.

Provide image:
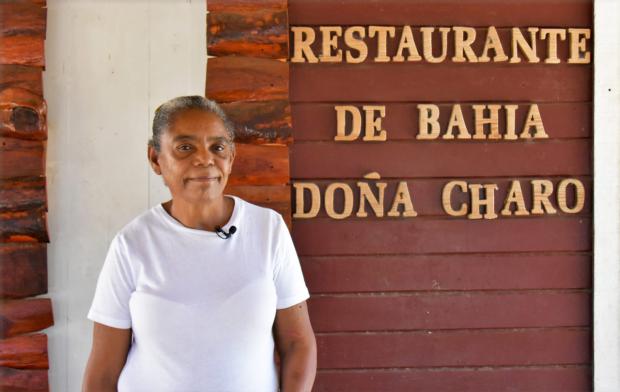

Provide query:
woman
left=82, top=96, right=317, bottom=391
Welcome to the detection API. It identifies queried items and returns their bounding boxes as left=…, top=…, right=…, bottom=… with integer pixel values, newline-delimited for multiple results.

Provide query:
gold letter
left=520, top=104, right=548, bottom=139
left=325, top=183, right=354, bottom=219
left=568, top=28, right=591, bottom=64
left=362, top=105, right=387, bottom=141
left=356, top=172, right=387, bottom=217
left=369, top=26, right=396, bottom=62
left=500, top=180, right=530, bottom=216
left=557, top=178, right=585, bottom=213
left=452, top=26, right=479, bottom=62
left=421, top=27, right=450, bottom=63
left=334, top=105, right=362, bottom=141
left=531, top=179, right=557, bottom=215
left=344, top=26, right=368, bottom=63
left=473, top=104, right=501, bottom=140
left=319, top=26, right=343, bottom=62
left=510, top=27, right=540, bottom=63
left=442, top=181, right=468, bottom=216
left=468, top=183, right=499, bottom=220
left=387, top=181, right=418, bottom=217
left=293, top=182, right=321, bottom=218
left=393, top=25, right=422, bottom=62
left=417, top=104, right=440, bottom=140
left=291, top=27, right=318, bottom=63
left=540, top=28, right=566, bottom=64
left=479, top=26, right=508, bottom=62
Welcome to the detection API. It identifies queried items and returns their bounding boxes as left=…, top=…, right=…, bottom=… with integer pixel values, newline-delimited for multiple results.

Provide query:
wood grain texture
left=0, top=333, right=47, bottom=369
left=0, top=177, right=46, bottom=212
left=0, top=366, right=48, bottom=392
left=0, top=137, right=45, bottom=180
left=308, top=291, right=590, bottom=332
left=0, top=298, right=53, bottom=338
left=0, top=65, right=42, bottom=96
left=0, top=243, right=47, bottom=299
left=302, top=253, right=591, bottom=293
left=207, top=0, right=286, bottom=12
left=293, top=177, right=592, bottom=218
left=0, top=2, right=46, bottom=38
left=206, top=56, right=288, bottom=102
left=288, top=0, right=592, bottom=26
left=0, top=36, right=44, bottom=68
left=291, top=140, right=591, bottom=179
left=208, top=9, right=288, bottom=59
left=228, top=143, right=289, bottom=186
left=221, top=100, right=292, bottom=144
left=314, top=366, right=591, bottom=392
left=0, top=88, right=47, bottom=140
left=290, top=64, right=591, bottom=102
left=316, top=328, right=590, bottom=369
left=292, top=102, right=591, bottom=141
left=0, top=208, right=48, bottom=243
left=292, top=217, right=591, bottom=255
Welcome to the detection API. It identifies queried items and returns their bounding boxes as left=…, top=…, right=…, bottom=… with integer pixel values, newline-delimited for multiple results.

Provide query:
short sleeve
left=273, top=214, right=310, bottom=309
left=87, top=234, right=135, bottom=329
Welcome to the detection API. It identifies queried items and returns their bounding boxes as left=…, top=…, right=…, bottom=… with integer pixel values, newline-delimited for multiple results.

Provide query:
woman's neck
left=162, top=195, right=234, bottom=232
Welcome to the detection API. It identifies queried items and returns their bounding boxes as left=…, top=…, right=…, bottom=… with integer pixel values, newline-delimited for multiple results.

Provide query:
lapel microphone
left=215, top=225, right=237, bottom=240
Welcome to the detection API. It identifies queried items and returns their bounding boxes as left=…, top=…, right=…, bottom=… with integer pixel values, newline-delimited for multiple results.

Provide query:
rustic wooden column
left=206, top=0, right=293, bottom=227
left=0, top=1, right=53, bottom=391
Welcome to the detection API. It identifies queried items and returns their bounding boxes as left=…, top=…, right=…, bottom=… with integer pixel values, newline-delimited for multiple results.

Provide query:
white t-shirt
left=87, top=195, right=310, bottom=392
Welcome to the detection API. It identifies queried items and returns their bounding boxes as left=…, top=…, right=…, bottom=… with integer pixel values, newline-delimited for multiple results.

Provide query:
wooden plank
left=290, top=64, right=592, bottom=102
left=0, top=65, right=42, bottom=96
left=314, top=366, right=591, bottom=392
left=302, top=253, right=591, bottom=293
left=0, top=333, right=47, bottom=369
left=290, top=26, right=589, bottom=64
left=292, top=217, right=591, bottom=255
left=0, top=207, right=48, bottom=243
left=289, top=0, right=592, bottom=26
left=308, top=292, right=591, bottom=332
left=294, top=177, right=592, bottom=218
left=0, top=367, right=48, bottom=392
left=225, top=184, right=290, bottom=218
left=206, top=56, right=288, bottom=102
left=228, top=143, right=289, bottom=186
left=208, top=9, right=288, bottom=59
left=0, top=35, right=44, bottom=68
left=0, top=2, right=46, bottom=38
left=0, top=177, right=46, bottom=212
left=221, top=100, right=292, bottom=145
left=0, top=244, right=47, bottom=299
left=0, top=298, right=53, bottom=338
left=0, top=87, right=47, bottom=141
left=291, top=140, right=591, bottom=179
left=0, top=137, right=44, bottom=179
left=208, top=0, right=286, bottom=12
left=316, top=328, right=590, bottom=368
left=292, top=102, right=592, bottom=141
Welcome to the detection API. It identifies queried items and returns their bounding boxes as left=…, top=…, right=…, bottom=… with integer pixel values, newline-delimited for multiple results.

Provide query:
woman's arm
left=82, top=322, right=132, bottom=392
left=274, top=301, right=317, bottom=392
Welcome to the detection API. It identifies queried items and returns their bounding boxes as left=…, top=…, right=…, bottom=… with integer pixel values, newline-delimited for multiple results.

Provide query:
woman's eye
left=214, top=145, right=225, bottom=152
left=177, top=145, right=193, bottom=151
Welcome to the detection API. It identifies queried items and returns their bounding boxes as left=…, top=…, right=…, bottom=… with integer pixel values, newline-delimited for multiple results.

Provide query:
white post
left=593, top=0, right=620, bottom=390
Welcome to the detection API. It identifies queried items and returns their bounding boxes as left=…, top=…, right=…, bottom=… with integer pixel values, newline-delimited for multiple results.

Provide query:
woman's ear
left=147, top=144, right=162, bottom=175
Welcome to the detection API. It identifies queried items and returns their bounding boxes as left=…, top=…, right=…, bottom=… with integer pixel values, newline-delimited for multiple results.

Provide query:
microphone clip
left=215, top=225, right=237, bottom=240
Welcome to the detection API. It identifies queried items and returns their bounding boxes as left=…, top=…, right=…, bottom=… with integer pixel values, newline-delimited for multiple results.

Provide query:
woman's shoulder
left=233, top=195, right=285, bottom=227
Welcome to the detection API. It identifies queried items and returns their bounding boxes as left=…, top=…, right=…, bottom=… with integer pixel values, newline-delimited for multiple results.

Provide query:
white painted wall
left=42, top=1, right=206, bottom=390
left=593, top=0, right=620, bottom=391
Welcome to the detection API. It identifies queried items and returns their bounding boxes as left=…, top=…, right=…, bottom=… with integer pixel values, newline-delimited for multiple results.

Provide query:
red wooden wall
left=289, top=0, right=593, bottom=391
left=0, top=1, right=53, bottom=391
left=207, top=0, right=592, bottom=390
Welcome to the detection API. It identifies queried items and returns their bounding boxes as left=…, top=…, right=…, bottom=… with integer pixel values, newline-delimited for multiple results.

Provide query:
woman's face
left=148, top=109, right=235, bottom=204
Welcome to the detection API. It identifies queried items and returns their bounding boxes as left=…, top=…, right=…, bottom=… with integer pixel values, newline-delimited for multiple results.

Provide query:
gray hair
left=148, top=95, right=235, bottom=152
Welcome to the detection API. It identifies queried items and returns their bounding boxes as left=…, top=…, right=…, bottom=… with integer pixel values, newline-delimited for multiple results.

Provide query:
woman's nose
left=193, top=146, right=215, bottom=166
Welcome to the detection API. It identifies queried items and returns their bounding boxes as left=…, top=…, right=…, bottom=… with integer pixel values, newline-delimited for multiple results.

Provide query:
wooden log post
left=0, top=1, right=52, bottom=390
left=206, top=0, right=293, bottom=228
